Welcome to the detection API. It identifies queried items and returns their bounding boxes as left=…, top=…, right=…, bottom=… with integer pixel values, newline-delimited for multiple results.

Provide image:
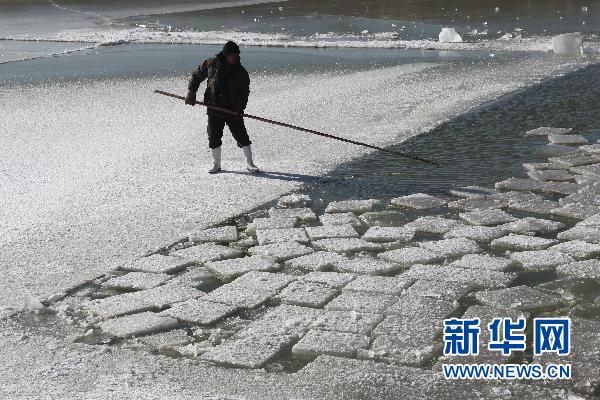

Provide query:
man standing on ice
left=185, top=41, right=259, bottom=174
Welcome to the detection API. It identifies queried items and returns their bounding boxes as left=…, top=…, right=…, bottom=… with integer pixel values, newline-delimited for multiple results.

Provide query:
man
left=185, top=41, right=259, bottom=174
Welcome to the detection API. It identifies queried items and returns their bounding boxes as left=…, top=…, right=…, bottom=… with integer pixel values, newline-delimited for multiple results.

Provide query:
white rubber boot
left=208, top=147, right=222, bottom=174
left=242, top=145, right=260, bottom=173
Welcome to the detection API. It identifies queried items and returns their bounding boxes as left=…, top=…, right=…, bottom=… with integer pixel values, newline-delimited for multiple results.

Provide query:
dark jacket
left=188, top=52, right=250, bottom=117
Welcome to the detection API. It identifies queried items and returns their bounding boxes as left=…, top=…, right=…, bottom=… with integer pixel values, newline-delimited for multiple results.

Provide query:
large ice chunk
left=305, top=224, right=359, bottom=241
left=362, top=226, right=415, bottom=243
left=439, top=27, right=462, bottom=43
left=248, top=242, right=314, bottom=261
left=292, top=329, right=369, bottom=358
left=527, top=169, right=575, bottom=182
left=491, top=234, right=557, bottom=251
left=474, top=286, right=562, bottom=311
left=358, top=211, right=408, bottom=227
left=268, top=207, right=316, bottom=222
left=344, top=275, right=413, bottom=295
left=277, top=193, right=311, bottom=208
left=502, top=217, right=565, bottom=234
left=448, top=254, right=514, bottom=272
left=325, top=291, right=397, bottom=313
left=204, top=255, right=280, bottom=280
left=418, top=238, right=481, bottom=258
left=275, top=281, right=338, bottom=308
left=508, top=250, right=575, bottom=271
left=548, top=134, right=587, bottom=145
left=335, top=257, right=401, bottom=275
left=552, top=32, right=583, bottom=56
left=301, top=271, right=355, bottom=289
left=404, top=216, right=464, bottom=234
left=99, top=311, right=178, bottom=338
left=379, top=247, right=442, bottom=266
left=319, top=212, right=362, bottom=227
left=286, top=251, right=347, bottom=271
left=255, top=227, right=309, bottom=245
left=325, top=199, right=381, bottom=214
left=171, top=244, right=244, bottom=264
left=459, top=209, right=517, bottom=226
left=161, top=298, right=237, bottom=325
left=558, top=226, right=600, bottom=243
left=391, top=193, right=447, bottom=209
left=401, top=264, right=516, bottom=289
left=312, top=311, right=383, bottom=335
left=556, top=260, right=600, bottom=279
left=312, top=238, right=382, bottom=254
left=549, top=240, right=600, bottom=260
left=525, top=127, right=573, bottom=137
left=448, top=197, right=508, bottom=211
left=443, top=225, right=507, bottom=242
left=245, top=217, right=296, bottom=236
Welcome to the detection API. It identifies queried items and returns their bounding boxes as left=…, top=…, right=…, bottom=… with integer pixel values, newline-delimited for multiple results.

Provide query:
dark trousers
left=207, top=114, right=252, bottom=149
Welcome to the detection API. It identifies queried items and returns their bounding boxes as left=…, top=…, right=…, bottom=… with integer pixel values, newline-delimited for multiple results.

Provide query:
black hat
left=223, top=41, right=241, bottom=55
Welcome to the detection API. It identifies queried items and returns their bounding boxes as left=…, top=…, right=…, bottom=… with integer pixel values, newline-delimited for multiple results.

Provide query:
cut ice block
left=171, top=266, right=215, bottom=288
left=335, top=257, right=401, bottom=275
left=418, top=238, right=481, bottom=258
left=201, top=334, right=291, bottom=368
left=580, top=144, right=600, bottom=154
left=85, top=283, right=203, bottom=319
left=448, top=254, right=514, bottom=272
left=171, top=244, right=244, bottom=264
left=522, top=162, right=564, bottom=171
left=491, top=234, right=558, bottom=251
left=312, top=238, right=382, bottom=254
left=525, top=127, right=573, bottom=137
left=378, top=247, right=442, bottom=266
left=305, top=224, right=359, bottom=241
left=120, top=254, right=191, bottom=274
left=448, top=198, right=507, bottom=211
left=443, top=225, right=508, bottom=242
left=312, top=311, right=383, bottom=335
left=277, top=193, right=311, bottom=208
left=245, top=217, right=296, bottom=236
left=560, top=190, right=600, bottom=207
left=248, top=242, right=314, bottom=261
left=548, top=134, right=587, bottom=145
left=448, top=186, right=496, bottom=198
left=459, top=209, right=517, bottom=226
left=286, top=251, right=347, bottom=271
left=549, top=240, right=600, bottom=260
left=202, top=285, right=274, bottom=309
left=439, top=27, right=462, bottom=43
left=188, top=226, right=238, bottom=243
left=550, top=153, right=600, bottom=168
left=403, top=279, right=473, bottom=301
left=401, top=264, right=516, bottom=289
left=275, top=281, right=338, bottom=308
left=228, top=271, right=296, bottom=292
left=508, top=250, right=575, bottom=271
left=255, top=227, right=309, bottom=245
left=578, top=213, right=600, bottom=226
left=358, top=211, right=408, bottom=227
left=364, top=335, right=441, bottom=367
left=344, top=275, right=413, bottom=295
left=205, top=255, right=280, bottom=280
left=99, top=311, right=178, bottom=338
left=502, top=217, right=565, bottom=234
left=556, top=260, right=600, bottom=279
left=325, top=291, right=397, bottom=313
left=139, top=329, right=192, bottom=349
left=325, top=199, right=381, bottom=214
left=558, top=226, right=600, bottom=243
left=384, top=293, right=458, bottom=320
left=102, top=272, right=171, bottom=291
left=538, top=144, right=579, bottom=157
left=552, top=32, right=583, bottom=55
left=390, top=193, right=447, bottom=209
left=507, top=198, right=560, bottom=215
left=268, top=207, right=316, bottom=221
left=319, top=212, right=362, bottom=227
left=571, top=163, right=600, bottom=176
left=292, top=329, right=369, bottom=358
left=474, top=285, right=562, bottom=311
left=552, top=203, right=600, bottom=220
left=161, top=298, right=237, bottom=325
left=362, top=226, right=415, bottom=243
left=404, top=216, right=464, bottom=234
left=301, top=271, right=355, bottom=289
left=495, top=177, right=544, bottom=192
left=239, top=304, right=322, bottom=339
left=527, top=169, right=575, bottom=182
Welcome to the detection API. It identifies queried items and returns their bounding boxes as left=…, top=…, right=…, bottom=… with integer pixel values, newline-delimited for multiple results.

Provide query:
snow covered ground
left=0, top=48, right=595, bottom=312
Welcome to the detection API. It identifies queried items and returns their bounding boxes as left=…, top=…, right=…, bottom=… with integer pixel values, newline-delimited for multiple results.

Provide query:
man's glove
left=185, top=91, right=196, bottom=106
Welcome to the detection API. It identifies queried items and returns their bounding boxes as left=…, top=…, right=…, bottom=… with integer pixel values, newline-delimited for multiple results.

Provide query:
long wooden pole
left=154, top=90, right=440, bottom=166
